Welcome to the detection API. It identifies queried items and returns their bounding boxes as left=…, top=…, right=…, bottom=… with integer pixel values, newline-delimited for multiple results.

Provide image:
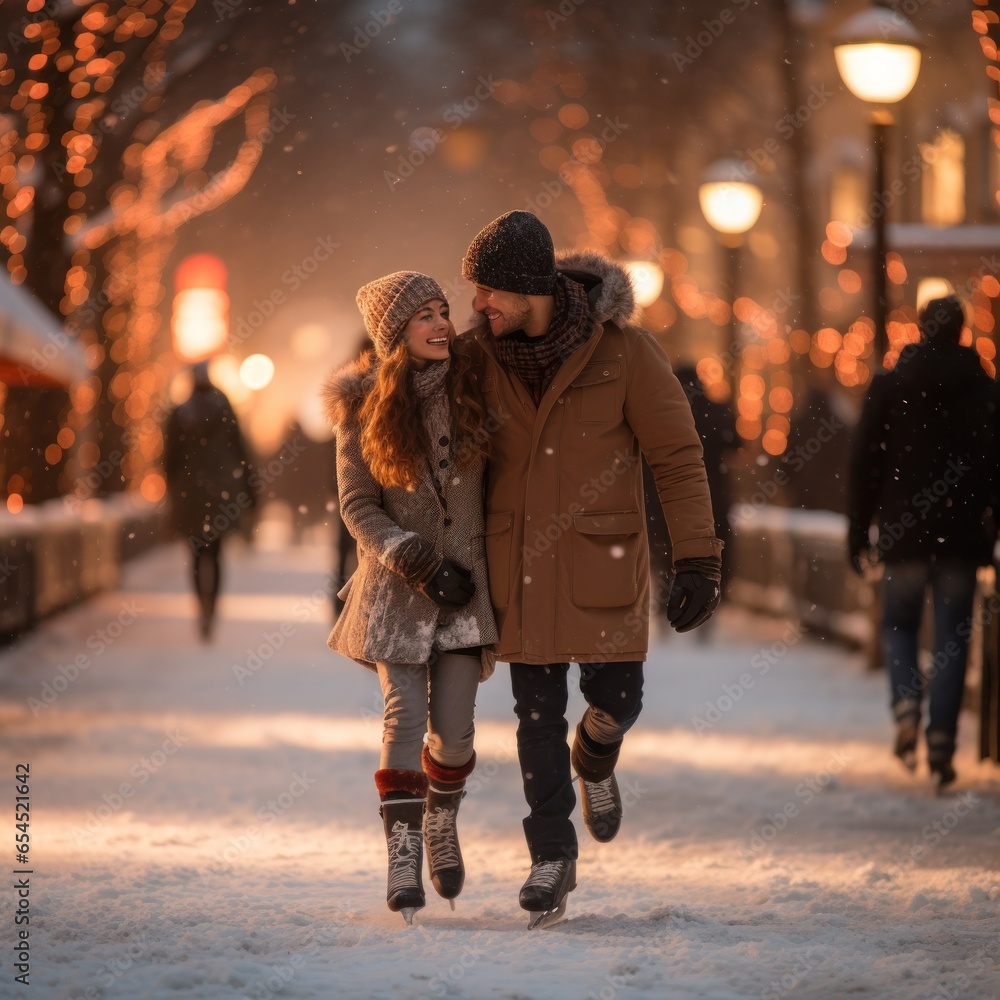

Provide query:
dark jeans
left=510, top=660, right=644, bottom=863
left=190, top=537, right=223, bottom=626
left=880, top=558, right=979, bottom=739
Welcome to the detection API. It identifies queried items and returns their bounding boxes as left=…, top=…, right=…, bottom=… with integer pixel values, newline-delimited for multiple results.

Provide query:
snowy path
left=1, top=539, right=999, bottom=1000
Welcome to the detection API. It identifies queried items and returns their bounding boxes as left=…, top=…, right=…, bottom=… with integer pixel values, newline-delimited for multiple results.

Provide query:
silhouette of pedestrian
left=163, top=362, right=255, bottom=640
left=847, top=295, right=997, bottom=787
left=673, top=364, right=738, bottom=592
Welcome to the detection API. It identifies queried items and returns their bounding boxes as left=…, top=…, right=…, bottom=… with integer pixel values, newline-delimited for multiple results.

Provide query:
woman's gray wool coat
left=323, top=352, right=497, bottom=680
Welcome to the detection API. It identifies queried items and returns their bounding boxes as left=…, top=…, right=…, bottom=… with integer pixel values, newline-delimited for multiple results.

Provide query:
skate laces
left=386, top=820, right=421, bottom=894
left=424, top=807, right=461, bottom=870
left=525, top=860, right=567, bottom=891
left=584, top=776, right=617, bottom=815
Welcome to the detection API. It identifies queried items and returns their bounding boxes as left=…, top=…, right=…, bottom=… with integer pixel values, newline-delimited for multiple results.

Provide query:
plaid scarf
left=493, top=273, right=593, bottom=404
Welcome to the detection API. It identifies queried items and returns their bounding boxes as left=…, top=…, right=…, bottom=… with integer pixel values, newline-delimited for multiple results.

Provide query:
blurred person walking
left=459, top=211, right=722, bottom=926
left=848, top=295, right=997, bottom=788
left=163, top=361, right=255, bottom=641
left=673, top=364, right=738, bottom=595
left=323, top=272, right=497, bottom=925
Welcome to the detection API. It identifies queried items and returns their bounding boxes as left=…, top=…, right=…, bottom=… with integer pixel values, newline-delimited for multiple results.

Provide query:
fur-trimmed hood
left=322, top=349, right=377, bottom=427
left=556, top=249, right=639, bottom=327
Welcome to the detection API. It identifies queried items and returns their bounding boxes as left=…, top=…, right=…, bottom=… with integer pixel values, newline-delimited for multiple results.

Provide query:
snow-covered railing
left=727, top=504, right=875, bottom=648
left=0, top=494, right=165, bottom=636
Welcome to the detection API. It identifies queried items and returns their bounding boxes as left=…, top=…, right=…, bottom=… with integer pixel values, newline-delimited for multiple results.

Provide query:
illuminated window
left=830, top=165, right=867, bottom=229
left=988, top=128, right=1000, bottom=216
left=920, top=129, right=965, bottom=227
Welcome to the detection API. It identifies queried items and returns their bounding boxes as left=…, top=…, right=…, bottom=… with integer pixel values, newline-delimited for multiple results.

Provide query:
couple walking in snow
left=324, top=210, right=722, bottom=927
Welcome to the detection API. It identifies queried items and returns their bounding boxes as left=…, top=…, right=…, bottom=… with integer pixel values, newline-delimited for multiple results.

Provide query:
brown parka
left=455, top=249, right=722, bottom=665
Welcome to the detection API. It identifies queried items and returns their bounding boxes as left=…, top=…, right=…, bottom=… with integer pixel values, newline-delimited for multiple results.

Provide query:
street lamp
left=833, top=4, right=923, bottom=366
left=171, top=253, right=229, bottom=362
left=699, top=158, right=764, bottom=395
left=621, top=258, right=665, bottom=309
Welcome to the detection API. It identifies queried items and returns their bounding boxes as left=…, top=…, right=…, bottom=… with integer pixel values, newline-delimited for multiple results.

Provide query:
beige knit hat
left=356, top=271, right=447, bottom=359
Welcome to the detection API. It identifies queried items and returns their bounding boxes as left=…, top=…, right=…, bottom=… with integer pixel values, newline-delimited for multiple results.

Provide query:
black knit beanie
left=462, top=210, right=557, bottom=295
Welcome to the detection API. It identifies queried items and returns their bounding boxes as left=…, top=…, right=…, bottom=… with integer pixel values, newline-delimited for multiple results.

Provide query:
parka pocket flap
left=484, top=510, right=514, bottom=535
left=570, top=361, right=621, bottom=388
left=573, top=510, right=642, bottom=535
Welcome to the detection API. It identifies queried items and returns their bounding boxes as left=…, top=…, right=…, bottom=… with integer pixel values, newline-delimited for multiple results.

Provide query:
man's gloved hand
left=418, top=557, right=475, bottom=610
left=848, top=523, right=871, bottom=576
left=667, top=570, right=721, bottom=633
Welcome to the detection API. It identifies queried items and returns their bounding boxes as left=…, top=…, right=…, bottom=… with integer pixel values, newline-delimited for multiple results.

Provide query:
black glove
left=667, top=571, right=720, bottom=633
left=418, top=557, right=475, bottom=610
left=848, top=524, right=871, bottom=577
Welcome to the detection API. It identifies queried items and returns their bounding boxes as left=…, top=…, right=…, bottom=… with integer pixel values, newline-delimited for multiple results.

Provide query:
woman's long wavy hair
left=359, top=338, right=492, bottom=491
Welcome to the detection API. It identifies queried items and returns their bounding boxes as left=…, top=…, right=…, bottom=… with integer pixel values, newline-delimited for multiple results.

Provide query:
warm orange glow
left=697, top=357, right=725, bottom=387
left=886, top=254, right=907, bottom=284
left=821, top=240, right=847, bottom=265
left=140, top=473, right=167, bottom=503
left=819, top=287, right=844, bottom=312
left=6, top=494, right=24, bottom=514
left=767, top=339, right=790, bottom=365
left=558, top=103, right=589, bottom=129
left=790, top=329, right=811, bottom=354
left=539, top=144, right=570, bottom=171
left=825, top=221, right=854, bottom=248
left=838, top=269, right=862, bottom=294
left=175, top=253, right=227, bottom=291
left=740, top=374, right=766, bottom=400
left=571, top=137, right=603, bottom=164
left=769, top=387, right=793, bottom=413
left=172, top=288, right=229, bottom=361
left=529, top=118, right=561, bottom=143
left=742, top=344, right=766, bottom=370
left=815, top=327, right=843, bottom=353
left=761, top=429, right=787, bottom=456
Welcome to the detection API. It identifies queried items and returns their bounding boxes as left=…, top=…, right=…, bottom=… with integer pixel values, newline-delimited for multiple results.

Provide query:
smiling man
left=455, top=210, right=723, bottom=927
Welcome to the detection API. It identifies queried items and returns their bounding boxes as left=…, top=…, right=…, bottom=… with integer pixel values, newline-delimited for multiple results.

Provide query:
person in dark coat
left=847, top=295, right=997, bottom=787
left=673, top=364, right=738, bottom=592
left=163, top=362, right=255, bottom=640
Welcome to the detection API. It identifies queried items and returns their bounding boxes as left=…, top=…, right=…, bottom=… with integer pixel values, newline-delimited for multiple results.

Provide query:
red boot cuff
left=374, top=768, right=428, bottom=799
left=421, top=745, right=476, bottom=785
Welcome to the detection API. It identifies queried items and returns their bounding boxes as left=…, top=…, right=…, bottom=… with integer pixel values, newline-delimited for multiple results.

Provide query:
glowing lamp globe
left=833, top=6, right=923, bottom=105
left=699, top=160, right=763, bottom=236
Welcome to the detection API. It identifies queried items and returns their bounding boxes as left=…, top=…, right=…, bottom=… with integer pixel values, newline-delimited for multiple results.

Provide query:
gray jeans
left=376, top=652, right=480, bottom=770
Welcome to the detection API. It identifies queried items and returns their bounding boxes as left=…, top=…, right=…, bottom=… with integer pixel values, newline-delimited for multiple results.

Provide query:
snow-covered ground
left=1, top=537, right=999, bottom=1000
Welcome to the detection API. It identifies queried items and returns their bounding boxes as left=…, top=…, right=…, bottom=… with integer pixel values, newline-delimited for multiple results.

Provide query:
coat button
left=439, top=459, right=448, bottom=468
left=443, top=517, right=452, bottom=527
left=439, top=435, right=449, bottom=446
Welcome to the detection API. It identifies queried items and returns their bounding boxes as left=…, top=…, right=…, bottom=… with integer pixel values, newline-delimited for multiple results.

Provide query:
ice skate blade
left=526, top=897, right=567, bottom=930
left=449, top=899, right=456, bottom=911
left=400, top=907, right=419, bottom=926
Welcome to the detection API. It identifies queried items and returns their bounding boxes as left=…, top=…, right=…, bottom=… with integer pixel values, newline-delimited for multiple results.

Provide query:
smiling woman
left=321, top=269, right=498, bottom=924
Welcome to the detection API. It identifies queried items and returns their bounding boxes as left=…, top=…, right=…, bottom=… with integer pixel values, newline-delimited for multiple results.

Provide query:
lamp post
left=833, top=4, right=923, bottom=367
left=698, top=158, right=764, bottom=396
